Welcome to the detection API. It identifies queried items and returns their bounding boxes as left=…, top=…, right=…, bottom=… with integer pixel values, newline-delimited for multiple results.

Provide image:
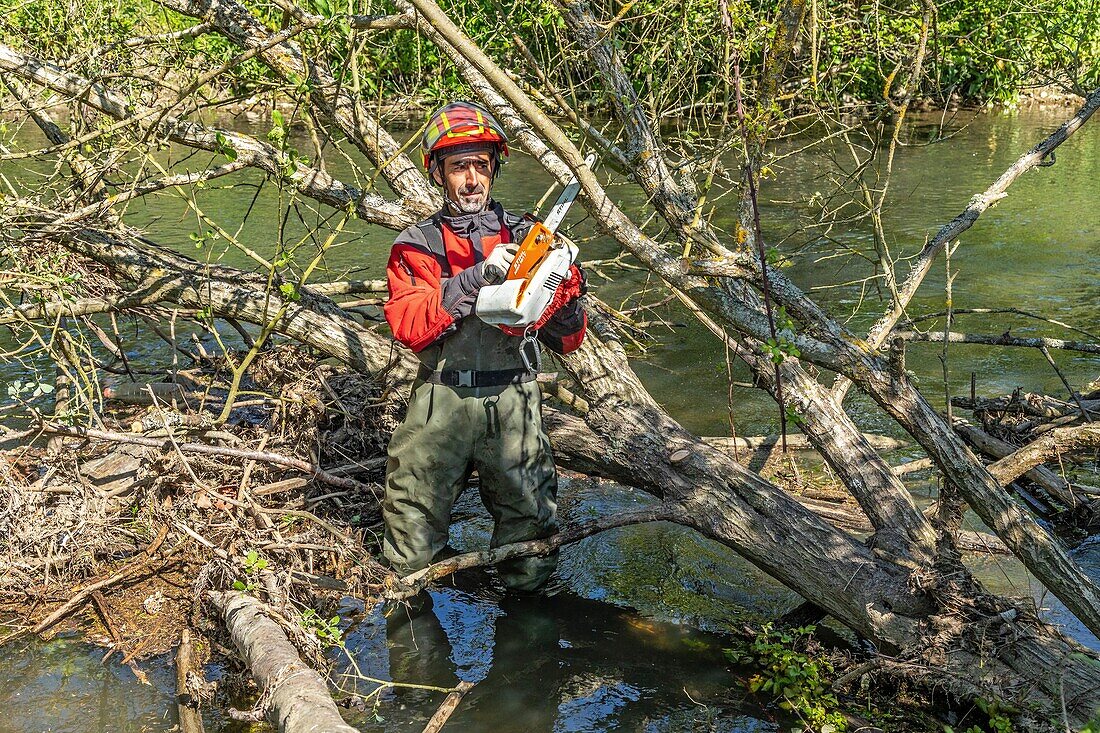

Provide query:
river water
left=1, top=105, right=1098, bottom=731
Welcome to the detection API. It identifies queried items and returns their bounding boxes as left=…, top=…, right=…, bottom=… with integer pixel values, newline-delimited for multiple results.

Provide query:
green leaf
left=279, top=282, right=300, bottom=301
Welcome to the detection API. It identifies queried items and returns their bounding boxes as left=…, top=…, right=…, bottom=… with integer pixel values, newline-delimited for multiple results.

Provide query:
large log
left=988, top=425, right=1100, bottom=486
left=953, top=419, right=1082, bottom=508
left=208, top=591, right=358, bottom=733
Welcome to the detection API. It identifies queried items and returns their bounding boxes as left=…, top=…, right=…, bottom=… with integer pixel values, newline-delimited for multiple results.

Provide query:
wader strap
left=415, top=214, right=446, bottom=256
left=418, top=366, right=535, bottom=388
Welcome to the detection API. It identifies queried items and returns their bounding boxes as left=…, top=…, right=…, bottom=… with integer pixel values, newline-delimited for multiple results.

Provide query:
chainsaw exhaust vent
left=544, top=272, right=564, bottom=291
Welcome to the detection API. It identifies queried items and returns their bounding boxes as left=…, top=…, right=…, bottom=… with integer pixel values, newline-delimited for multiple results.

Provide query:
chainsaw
left=475, top=153, right=596, bottom=328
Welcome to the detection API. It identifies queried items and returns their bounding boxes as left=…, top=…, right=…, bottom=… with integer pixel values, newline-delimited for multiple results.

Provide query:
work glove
left=482, top=242, right=519, bottom=284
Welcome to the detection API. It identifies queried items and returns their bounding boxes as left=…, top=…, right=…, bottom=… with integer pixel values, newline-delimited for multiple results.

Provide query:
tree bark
left=988, top=425, right=1100, bottom=487
left=954, top=419, right=1083, bottom=508
left=175, top=629, right=206, bottom=733
left=208, top=591, right=358, bottom=733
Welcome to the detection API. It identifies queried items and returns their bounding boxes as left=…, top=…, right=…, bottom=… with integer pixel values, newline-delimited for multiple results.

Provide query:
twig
left=1039, top=345, right=1093, bottom=423
left=31, top=537, right=185, bottom=636
left=39, top=422, right=382, bottom=494
left=899, top=308, right=1099, bottom=342
left=176, top=629, right=207, bottom=733
left=421, top=681, right=476, bottom=733
left=895, top=330, right=1100, bottom=355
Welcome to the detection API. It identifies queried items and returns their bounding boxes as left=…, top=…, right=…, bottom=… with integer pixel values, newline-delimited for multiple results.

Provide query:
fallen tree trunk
left=545, top=333, right=1100, bottom=726
left=208, top=591, right=358, bottom=733
left=988, top=425, right=1100, bottom=486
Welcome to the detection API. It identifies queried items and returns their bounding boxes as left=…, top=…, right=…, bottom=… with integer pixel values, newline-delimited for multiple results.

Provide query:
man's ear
left=430, top=166, right=443, bottom=187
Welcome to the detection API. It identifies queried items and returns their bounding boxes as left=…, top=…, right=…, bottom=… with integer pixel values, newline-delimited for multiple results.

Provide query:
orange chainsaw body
left=507, top=222, right=555, bottom=279
left=506, top=221, right=556, bottom=303
left=475, top=152, right=595, bottom=327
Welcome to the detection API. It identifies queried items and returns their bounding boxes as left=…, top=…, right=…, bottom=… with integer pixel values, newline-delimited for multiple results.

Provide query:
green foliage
left=278, top=282, right=300, bottom=301
left=761, top=307, right=801, bottom=365
left=6, top=378, right=54, bottom=400
left=189, top=230, right=219, bottom=250
left=0, top=0, right=1090, bottom=126
left=813, top=0, right=1098, bottom=106
left=727, top=624, right=848, bottom=733
left=299, top=608, right=342, bottom=647
left=1080, top=710, right=1100, bottom=733
left=943, top=698, right=1016, bottom=733
left=232, top=549, right=269, bottom=593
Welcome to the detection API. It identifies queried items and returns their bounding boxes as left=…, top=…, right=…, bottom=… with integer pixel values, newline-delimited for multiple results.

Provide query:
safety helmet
left=422, top=101, right=509, bottom=182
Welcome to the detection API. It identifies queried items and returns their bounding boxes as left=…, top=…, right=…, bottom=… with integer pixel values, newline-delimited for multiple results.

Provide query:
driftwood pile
left=951, top=384, right=1100, bottom=538
left=0, top=344, right=413, bottom=729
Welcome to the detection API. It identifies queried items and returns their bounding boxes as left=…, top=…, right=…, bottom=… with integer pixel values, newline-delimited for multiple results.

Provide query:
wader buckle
left=454, top=369, right=475, bottom=388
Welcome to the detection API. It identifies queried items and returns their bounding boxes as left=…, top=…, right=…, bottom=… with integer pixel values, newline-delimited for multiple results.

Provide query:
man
left=382, top=101, right=586, bottom=591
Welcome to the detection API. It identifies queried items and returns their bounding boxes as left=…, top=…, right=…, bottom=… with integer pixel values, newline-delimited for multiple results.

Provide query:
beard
left=453, top=185, right=487, bottom=213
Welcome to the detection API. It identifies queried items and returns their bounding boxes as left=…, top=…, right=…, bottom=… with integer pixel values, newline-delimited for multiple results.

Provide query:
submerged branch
left=385, top=505, right=680, bottom=599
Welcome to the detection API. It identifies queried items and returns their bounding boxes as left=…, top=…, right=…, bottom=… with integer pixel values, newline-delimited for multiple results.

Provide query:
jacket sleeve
left=384, top=241, right=455, bottom=352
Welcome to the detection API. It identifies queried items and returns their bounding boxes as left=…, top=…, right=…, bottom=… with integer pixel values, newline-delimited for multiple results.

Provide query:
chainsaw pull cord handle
left=520, top=325, right=542, bottom=374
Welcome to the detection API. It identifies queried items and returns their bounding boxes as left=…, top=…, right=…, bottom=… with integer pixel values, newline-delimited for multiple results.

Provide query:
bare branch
left=0, top=42, right=422, bottom=230
left=841, top=84, right=1100, bottom=396
left=41, top=422, right=382, bottom=495
left=896, top=330, right=1100, bottom=355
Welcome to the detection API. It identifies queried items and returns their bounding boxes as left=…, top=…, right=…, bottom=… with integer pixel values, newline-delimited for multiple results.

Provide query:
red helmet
left=422, top=101, right=509, bottom=180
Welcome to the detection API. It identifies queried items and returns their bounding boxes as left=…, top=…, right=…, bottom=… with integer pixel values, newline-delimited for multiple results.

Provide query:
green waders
left=382, top=378, right=558, bottom=591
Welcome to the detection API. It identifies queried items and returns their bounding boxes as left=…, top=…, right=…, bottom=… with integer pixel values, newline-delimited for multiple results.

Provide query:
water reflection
left=343, top=586, right=774, bottom=733
left=0, top=635, right=177, bottom=733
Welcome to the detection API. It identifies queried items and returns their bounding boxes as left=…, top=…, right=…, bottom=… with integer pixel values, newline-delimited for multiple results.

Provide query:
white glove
left=482, top=243, right=518, bottom=283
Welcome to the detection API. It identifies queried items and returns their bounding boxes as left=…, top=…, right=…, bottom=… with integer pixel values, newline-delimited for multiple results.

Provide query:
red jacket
left=385, top=202, right=586, bottom=355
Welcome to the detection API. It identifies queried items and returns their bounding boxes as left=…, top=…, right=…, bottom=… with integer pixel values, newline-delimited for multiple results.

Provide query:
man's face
left=440, top=150, right=493, bottom=213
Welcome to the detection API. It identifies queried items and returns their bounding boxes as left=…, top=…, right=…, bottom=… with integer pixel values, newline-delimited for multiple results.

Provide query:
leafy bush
left=727, top=624, right=848, bottom=733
